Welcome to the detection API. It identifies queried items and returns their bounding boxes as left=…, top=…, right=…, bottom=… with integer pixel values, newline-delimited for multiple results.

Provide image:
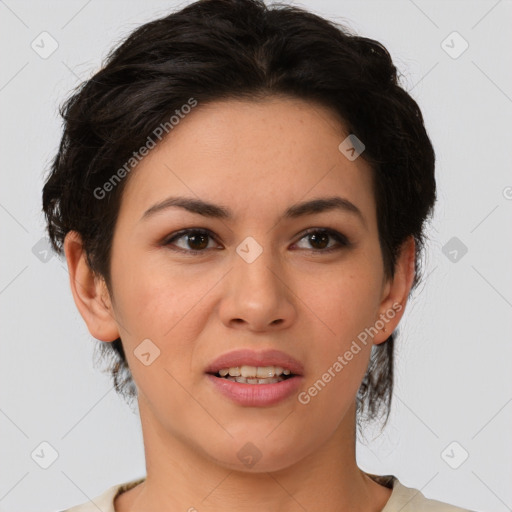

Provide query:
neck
left=115, top=398, right=392, bottom=512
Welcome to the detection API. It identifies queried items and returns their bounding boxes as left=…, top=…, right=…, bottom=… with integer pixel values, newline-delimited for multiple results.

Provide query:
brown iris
left=308, top=231, right=330, bottom=250
left=187, top=232, right=209, bottom=250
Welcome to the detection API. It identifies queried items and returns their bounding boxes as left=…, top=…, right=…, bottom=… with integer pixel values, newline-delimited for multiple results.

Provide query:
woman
left=43, top=0, right=475, bottom=510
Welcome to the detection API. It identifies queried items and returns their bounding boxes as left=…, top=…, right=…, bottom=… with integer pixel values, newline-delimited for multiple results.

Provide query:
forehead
left=117, top=97, right=376, bottom=226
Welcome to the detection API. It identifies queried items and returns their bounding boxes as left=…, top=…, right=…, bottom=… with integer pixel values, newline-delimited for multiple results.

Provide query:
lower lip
left=206, top=374, right=303, bottom=407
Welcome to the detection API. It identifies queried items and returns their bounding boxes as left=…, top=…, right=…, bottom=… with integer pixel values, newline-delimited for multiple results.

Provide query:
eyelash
left=161, top=228, right=351, bottom=255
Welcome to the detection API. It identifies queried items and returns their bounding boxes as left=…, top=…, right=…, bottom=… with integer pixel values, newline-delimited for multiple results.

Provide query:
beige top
left=59, top=474, right=475, bottom=512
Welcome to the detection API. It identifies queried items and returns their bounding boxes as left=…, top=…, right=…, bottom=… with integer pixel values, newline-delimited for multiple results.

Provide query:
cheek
left=296, top=258, right=383, bottom=392
left=296, top=274, right=378, bottom=420
left=111, top=258, right=220, bottom=386
left=112, top=253, right=202, bottom=335
left=112, top=266, right=205, bottom=408
left=306, top=266, right=382, bottom=341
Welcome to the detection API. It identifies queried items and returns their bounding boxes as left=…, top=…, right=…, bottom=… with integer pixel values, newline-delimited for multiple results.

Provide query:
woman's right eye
left=163, top=229, right=221, bottom=254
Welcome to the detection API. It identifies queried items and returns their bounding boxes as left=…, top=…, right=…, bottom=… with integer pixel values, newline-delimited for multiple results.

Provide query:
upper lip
left=205, top=348, right=304, bottom=376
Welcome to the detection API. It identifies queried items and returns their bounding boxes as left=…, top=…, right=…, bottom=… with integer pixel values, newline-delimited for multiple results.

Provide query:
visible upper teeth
left=218, top=366, right=292, bottom=378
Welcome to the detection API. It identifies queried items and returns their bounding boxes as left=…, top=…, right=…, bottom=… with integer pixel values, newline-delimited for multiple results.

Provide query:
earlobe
left=373, top=236, right=416, bottom=345
left=63, top=231, right=120, bottom=342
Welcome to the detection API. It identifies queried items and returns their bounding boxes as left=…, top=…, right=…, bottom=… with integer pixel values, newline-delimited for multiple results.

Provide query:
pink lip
left=206, top=374, right=304, bottom=407
left=204, top=348, right=304, bottom=376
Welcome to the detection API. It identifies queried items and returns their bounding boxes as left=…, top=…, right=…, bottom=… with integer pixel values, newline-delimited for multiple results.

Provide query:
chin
left=200, top=434, right=311, bottom=474
left=211, top=451, right=302, bottom=474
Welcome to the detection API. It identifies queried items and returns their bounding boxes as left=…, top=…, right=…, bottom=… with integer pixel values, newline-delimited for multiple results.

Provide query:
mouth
left=208, top=365, right=296, bottom=384
left=205, top=369, right=303, bottom=407
left=204, top=348, right=304, bottom=406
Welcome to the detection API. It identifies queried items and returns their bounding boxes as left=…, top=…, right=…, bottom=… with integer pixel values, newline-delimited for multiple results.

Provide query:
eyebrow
left=140, top=195, right=367, bottom=228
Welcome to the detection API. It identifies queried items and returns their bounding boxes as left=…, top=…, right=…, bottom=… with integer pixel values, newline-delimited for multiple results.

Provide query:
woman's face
left=70, top=96, right=412, bottom=473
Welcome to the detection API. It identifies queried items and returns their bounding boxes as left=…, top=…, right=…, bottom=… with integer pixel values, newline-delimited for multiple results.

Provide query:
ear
left=63, top=231, right=120, bottom=342
left=372, top=235, right=416, bottom=345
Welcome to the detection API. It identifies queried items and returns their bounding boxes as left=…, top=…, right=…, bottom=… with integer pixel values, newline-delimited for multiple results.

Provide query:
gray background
left=1, top=0, right=511, bottom=511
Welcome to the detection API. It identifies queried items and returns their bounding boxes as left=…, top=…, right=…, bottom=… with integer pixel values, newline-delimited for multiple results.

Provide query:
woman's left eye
left=293, top=228, right=350, bottom=252
left=162, top=228, right=350, bottom=254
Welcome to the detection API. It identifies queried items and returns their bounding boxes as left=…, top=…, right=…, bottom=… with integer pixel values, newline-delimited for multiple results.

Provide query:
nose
left=218, top=243, right=297, bottom=332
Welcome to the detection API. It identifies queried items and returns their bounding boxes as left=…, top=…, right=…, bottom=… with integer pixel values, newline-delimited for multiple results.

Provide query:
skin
left=64, top=96, right=415, bottom=512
